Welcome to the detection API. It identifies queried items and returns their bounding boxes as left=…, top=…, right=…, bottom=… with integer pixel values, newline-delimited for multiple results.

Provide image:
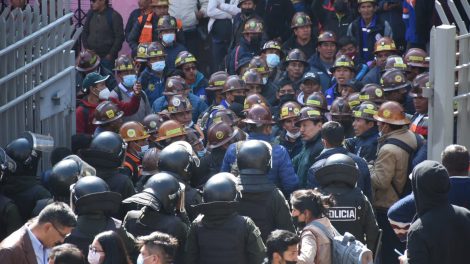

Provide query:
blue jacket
left=220, top=133, right=299, bottom=196
left=164, top=42, right=187, bottom=72
left=325, top=83, right=340, bottom=107
left=308, top=53, right=332, bottom=93
left=152, top=93, right=208, bottom=122
left=189, top=71, right=209, bottom=104
left=307, top=147, right=372, bottom=200
left=344, top=126, right=379, bottom=163
left=362, top=66, right=381, bottom=85
left=140, top=68, right=165, bottom=105
left=226, top=37, right=259, bottom=75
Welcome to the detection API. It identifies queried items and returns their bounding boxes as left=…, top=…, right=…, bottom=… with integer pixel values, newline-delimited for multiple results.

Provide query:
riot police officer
left=0, top=148, right=22, bottom=241
left=185, top=172, right=266, bottom=264
left=1, top=135, right=52, bottom=221
left=65, top=176, right=132, bottom=257
left=80, top=131, right=136, bottom=218
left=236, top=140, right=295, bottom=241
left=122, top=172, right=188, bottom=263
left=315, top=153, right=380, bottom=253
left=158, top=141, right=203, bottom=220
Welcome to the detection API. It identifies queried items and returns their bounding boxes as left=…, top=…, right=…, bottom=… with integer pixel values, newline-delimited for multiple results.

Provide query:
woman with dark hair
left=290, top=189, right=337, bottom=264
left=87, top=231, right=132, bottom=264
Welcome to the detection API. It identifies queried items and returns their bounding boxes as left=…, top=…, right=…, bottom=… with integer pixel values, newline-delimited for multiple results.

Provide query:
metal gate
left=0, top=0, right=81, bottom=167
left=428, top=0, right=470, bottom=160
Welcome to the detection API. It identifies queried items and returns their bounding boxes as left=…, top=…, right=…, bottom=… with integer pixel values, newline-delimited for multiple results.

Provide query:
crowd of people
left=2, top=0, right=470, bottom=263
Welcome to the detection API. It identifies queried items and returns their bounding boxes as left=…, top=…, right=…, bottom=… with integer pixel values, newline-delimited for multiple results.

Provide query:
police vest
left=323, top=187, right=367, bottom=244
left=238, top=190, right=275, bottom=241
left=195, top=214, right=249, bottom=264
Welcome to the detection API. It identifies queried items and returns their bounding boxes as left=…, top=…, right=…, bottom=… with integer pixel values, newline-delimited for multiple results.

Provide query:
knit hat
left=387, top=194, right=416, bottom=242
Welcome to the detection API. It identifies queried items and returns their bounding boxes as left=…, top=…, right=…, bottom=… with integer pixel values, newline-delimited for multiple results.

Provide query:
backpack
left=310, top=221, right=374, bottom=264
left=384, top=133, right=424, bottom=198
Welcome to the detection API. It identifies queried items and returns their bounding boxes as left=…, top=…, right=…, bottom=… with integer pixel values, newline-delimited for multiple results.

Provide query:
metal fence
left=0, top=0, right=81, bottom=169
left=428, top=0, right=470, bottom=160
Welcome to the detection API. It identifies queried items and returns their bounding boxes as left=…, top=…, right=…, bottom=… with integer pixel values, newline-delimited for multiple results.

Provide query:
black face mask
left=234, top=95, right=246, bottom=105
left=279, top=93, right=296, bottom=104
left=334, top=0, right=348, bottom=13
left=285, top=261, right=298, bottom=264
left=292, top=215, right=306, bottom=231
left=241, top=8, right=254, bottom=17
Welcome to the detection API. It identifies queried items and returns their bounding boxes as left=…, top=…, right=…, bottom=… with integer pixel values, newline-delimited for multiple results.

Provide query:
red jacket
left=76, top=95, right=141, bottom=135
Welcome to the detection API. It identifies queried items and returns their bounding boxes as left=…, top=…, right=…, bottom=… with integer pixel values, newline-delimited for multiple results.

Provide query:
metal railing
left=0, top=0, right=81, bottom=169
left=428, top=0, right=470, bottom=160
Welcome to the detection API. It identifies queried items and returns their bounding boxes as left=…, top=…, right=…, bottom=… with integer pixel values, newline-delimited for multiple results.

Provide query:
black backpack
left=384, top=133, right=424, bottom=198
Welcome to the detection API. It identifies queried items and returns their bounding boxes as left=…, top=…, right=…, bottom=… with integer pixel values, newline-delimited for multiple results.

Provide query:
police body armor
left=194, top=213, right=249, bottom=264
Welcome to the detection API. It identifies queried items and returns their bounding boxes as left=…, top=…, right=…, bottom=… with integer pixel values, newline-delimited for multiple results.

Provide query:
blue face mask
left=151, top=61, right=166, bottom=72
left=197, top=148, right=207, bottom=158
left=122, top=74, right=137, bottom=87
left=266, top=53, right=280, bottom=68
left=162, top=33, right=175, bottom=45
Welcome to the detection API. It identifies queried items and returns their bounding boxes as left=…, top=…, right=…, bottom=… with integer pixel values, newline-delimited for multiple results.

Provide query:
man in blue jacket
left=221, top=104, right=299, bottom=197
left=308, top=121, right=372, bottom=200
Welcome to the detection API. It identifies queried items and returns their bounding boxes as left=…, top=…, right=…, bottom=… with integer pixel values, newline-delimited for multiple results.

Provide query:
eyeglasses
left=89, top=245, right=105, bottom=254
left=51, top=223, right=70, bottom=239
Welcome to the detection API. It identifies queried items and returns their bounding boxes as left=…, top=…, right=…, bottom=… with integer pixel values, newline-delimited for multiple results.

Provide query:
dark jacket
left=164, top=42, right=188, bottom=72
left=189, top=71, right=210, bottom=103
left=127, top=12, right=160, bottom=55
left=139, top=68, right=166, bottom=106
left=255, top=0, right=295, bottom=41
left=282, top=36, right=317, bottom=61
left=274, top=130, right=303, bottom=159
left=317, top=171, right=379, bottom=252
left=82, top=7, right=125, bottom=59
left=125, top=8, right=142, bottom=42
left=406, top=161, right=470, bottom=264
left=185, top=201, right=266, bottom=264
left=230, top=13, right=264, bottom=50
left=308, top=53, right=332, bottom=93
left=221, top=133, right=299, bottom=196
left=292, top=133, right=323, bottom=188
left=226, top=36, right=260, bottom=75
left=0, top=226, right=37, bottom=264
left=308, top=147, right=372, bottom=199
left=319, top=10, right=355, bottom=40
left=361, top=65, right=381, bottom=85
left=344, top=126, right=379, bottom=163
left=123, top=209, right=188, bottom=263
left=237, top=173, right=295, bottom=241
left=347, top=15, right=393, bottom=62
left=377, top=0, right=405, bottom=51
left=0, top=195, right=23, bottom=242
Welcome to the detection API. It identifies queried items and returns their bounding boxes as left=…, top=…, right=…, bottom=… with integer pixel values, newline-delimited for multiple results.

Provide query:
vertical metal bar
left=428, top=25, right=456, bottom=161
left=456, top=35, right=470, bottom=149
left=448, top=0, right=469, bottom=34
left=435, top=1, right=451, bottom=25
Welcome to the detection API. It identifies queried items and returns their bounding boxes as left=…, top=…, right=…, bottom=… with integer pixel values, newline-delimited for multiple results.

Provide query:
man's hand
left=133, top=82, right=142, bottom=96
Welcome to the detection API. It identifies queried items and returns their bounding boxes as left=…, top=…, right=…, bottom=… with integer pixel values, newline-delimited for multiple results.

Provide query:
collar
left=358, top=126, right=379, bottom=139
left=27, top=226, right=49, bottom=264
left=360, top=15, right=377, bottom=28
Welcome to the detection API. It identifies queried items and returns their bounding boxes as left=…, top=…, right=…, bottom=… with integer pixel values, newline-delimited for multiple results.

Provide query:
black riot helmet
left=80, top=131, right=127, bottom=168
left=5, top=137, right=39, bottom=175
left=315, top=153, right=359, bottom=188
left=123, top=172, right=182, bottom=214
left=203, top=172, right=238, bottom=203
left=0, top=147, right=16, bottom=182
left=158, top=141, right=200, bottom=182
left=71, top=176, right=122, bottom=215
left=237, top=140, right=272, bottom=175
left=48, top=159, right=81, bottom=199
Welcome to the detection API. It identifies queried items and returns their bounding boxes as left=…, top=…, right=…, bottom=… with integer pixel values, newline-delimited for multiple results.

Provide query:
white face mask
left=87, top=250, right=102, bottom=264
left=98, top=87, right=111, bottom=100
left=286, top=130, right=301, bottom=139
left=262, top=77, right=268, bottom=85
left=137, top=253, right=151, bottom=264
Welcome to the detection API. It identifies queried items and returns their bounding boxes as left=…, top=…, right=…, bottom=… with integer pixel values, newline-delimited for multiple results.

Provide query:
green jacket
left=292, top=133, right=324, bottom=188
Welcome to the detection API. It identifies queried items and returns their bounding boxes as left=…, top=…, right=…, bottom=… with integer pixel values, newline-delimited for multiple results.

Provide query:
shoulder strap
left=384, top=138, right=413, bottom=154
left=309, top=221, right=335, bottom=241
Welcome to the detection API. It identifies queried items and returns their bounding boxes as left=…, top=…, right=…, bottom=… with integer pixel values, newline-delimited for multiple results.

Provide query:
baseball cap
left=82, top=72, right=110, bottom=92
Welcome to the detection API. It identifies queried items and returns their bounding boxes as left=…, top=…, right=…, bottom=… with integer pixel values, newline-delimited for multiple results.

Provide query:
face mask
left=266, top=53, right=280, bottom=68
left=197, top=148, right=207, bottom=158
left=334, top=0, right=348, bottom=13
left=123, top=74, right=137, bottom=87
left=286, top=130, right=301, bottom=139
left=99, top=87, right=111, bottom=100
left=137, top=144, right=150, bottom=159
left=285, top=261, right=297, bottom=264
left=162, top=33, right=175, bottom=45
left=137, top=254, right=151, bottom=264
left=292, top=215, right=306, bottom=230
left=241, top=8, right=254, bottom=16
left=151, top=61, right=166, bottom=72
left=279, top=93, right=296, bottom=104
left=87, top=250, right=101, bottom=264
left=234, top=95, right=246, bottom=105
